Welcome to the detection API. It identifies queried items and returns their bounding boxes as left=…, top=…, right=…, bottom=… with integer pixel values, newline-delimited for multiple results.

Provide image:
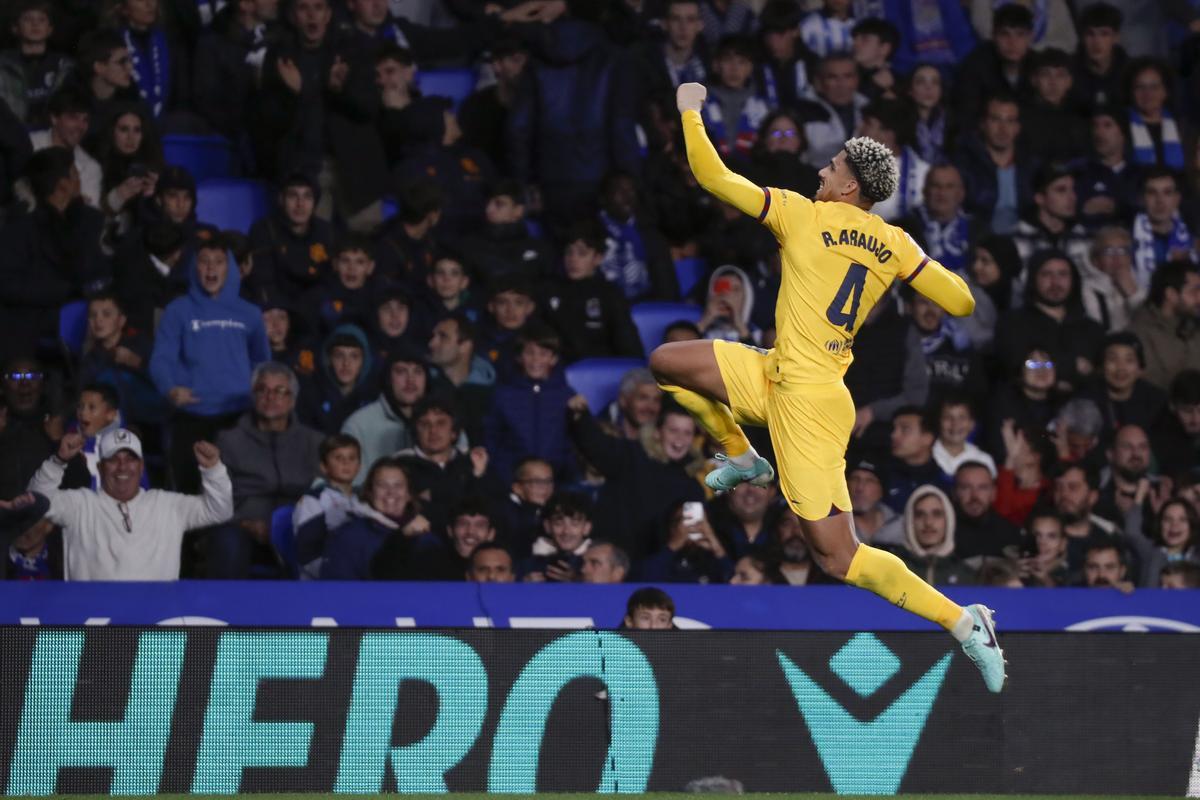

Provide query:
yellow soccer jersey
left=681, top=108, right=973, bottom=385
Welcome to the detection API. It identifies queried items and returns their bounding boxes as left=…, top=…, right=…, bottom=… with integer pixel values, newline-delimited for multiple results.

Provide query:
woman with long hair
left=97, top=103, right=163, bottom=235
left=1123, top=494, right=1200, bottom=587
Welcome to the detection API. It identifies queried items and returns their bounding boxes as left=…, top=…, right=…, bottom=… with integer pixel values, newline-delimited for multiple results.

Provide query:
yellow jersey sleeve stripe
left=902, top=256, right=930, bottom=284
left=756, top=186, right=771, bottom=222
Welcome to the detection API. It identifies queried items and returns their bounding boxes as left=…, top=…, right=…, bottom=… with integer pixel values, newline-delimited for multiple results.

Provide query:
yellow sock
left=659, top=384, right=752, bottom=457
left=844, top=544, right=964, bottom=631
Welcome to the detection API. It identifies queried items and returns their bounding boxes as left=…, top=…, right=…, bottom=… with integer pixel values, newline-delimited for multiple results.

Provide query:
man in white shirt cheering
left=27, top=427, right=233, bottom=580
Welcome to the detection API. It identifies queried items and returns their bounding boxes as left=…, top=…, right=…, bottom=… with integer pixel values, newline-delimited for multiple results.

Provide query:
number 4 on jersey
left=825, top=262, right=868, bottom=333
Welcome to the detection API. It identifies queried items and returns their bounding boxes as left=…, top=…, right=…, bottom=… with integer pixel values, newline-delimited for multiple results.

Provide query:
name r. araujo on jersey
left=820, top=228, right=894, bottom=263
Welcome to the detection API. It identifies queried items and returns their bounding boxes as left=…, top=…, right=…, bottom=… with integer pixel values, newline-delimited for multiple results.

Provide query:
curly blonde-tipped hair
left=843, top=136, right=899, bottom=203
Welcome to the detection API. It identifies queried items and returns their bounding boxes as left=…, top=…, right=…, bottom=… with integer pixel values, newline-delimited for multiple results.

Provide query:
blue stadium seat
left=631, top=302, right=702, bottom=357
left=58, top=300, right=88, bottom=357
left=196, top=179, right=271, bottom=234
left=162, top=134, right=237, bottom=182
left=566, top=358, right=645, bottom=413
left=674, top=257, right=709, bottom=297
left=271, top=505, right=298, bottom=579
left=416, top=68, right=476, bottom=108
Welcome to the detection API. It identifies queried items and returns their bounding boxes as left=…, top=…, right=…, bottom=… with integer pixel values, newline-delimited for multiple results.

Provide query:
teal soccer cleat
left=704, top=453, right=776, bottom=493
left=961, top=604, right=1008, bottom=693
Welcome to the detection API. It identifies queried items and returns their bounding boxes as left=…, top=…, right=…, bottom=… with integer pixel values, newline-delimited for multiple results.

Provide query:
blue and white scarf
left=992, top=0, right=1047, bottom=43
left=1131, top=211, right=1194, bottom=289
left=599, top=210, right=651, bottom=300
left=914, top=110, right=946, bottom=163
left=701, top=93, right=770, bottom=157
left=916, top=206, right=972, bottom=273
left=760, top=60, right=810, bottom=108
left=800, top=11, right=854, bottom=57
left=920, top=317, right=971, bottom=356
left=123, top=27, right=170, bottom=117
left=1128, top=108, right=1185, bottom=170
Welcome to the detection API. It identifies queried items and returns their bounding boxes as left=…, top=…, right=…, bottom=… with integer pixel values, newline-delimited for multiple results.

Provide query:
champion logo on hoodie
left=191, top=318, right=249, bottom=333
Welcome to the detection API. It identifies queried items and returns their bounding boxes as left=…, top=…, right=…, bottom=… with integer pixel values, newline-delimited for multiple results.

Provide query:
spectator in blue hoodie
left=484, top=323, right=575, bottom=486
left=150, top=236, right=270, bottom=492
left=298, top=323, right=375, bottom=434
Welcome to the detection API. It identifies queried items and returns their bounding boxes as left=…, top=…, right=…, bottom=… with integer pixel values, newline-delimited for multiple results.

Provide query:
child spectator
left=59, top=382, right=122, bottom=490
left=496, top=456, right=554, bottom=558
left=932, top=394, right=996, bottom=481
left=150, top=237, right=270, bottom=492
left=418, top=254, right=477, bottom=328
left=298, top=324, right=375, bottom=435
left=519, top=491, right=595, bottom=582
left=622, top=586, right=676, bottom=629
left=293, top=433, right=362, bottom=579
left=483, top=323, right=575, bottom=486
left=302, top=234, right=379, bottom=336
left=0, top=0, right=73, bottom=126
left=540, top=221, right=643, bottom=362
left=247, top=173, right=334, bottom=301
left=79, top=292, right=165, bottom=425
left=479, top=275, right=539, bottom=370
left=700, top=36, right=770, bottom=158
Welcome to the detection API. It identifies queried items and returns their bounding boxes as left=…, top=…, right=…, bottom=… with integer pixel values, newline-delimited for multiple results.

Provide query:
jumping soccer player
left=651, top=83, right=1006, bottom=692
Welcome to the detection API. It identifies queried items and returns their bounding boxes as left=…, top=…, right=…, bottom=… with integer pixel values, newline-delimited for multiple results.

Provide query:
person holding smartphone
left=636, top=499, right=733, bottom=583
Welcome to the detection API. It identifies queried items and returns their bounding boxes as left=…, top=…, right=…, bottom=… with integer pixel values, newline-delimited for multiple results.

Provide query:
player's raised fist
left=676, top=82, right=706, bottom=114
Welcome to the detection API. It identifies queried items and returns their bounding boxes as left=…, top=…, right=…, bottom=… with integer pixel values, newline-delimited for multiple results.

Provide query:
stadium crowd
left=0, top=0, right=1197, bottom=591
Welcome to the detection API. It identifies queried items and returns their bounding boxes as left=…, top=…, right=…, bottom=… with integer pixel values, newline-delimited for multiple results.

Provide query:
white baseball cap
left=97, top=428, right=144, bottom=461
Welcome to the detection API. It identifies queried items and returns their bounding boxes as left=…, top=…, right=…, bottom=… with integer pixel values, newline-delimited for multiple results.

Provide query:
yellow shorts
left=713, top=339, right=855, bottom=521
